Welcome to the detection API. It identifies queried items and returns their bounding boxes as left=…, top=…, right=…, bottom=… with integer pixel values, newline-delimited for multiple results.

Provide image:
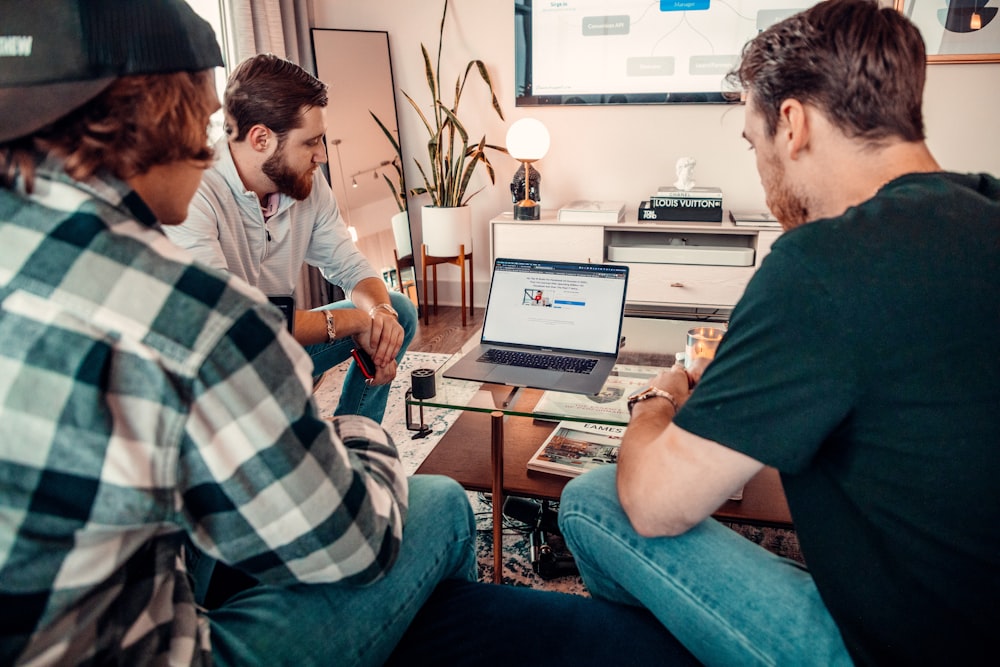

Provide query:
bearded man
left=164, top=54, right=415, bottom=424
left=557, top=1, right=1000, bottom=665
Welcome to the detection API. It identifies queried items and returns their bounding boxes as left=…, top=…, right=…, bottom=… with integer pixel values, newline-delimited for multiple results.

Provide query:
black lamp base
left=514, top=203, right=540, bottom=220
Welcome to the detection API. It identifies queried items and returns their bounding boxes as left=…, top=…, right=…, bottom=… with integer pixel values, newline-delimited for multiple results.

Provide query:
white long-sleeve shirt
left=164, top=139, right=379, bottom=299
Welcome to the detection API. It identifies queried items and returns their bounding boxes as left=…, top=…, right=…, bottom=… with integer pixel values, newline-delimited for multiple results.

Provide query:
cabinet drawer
left=622, top=262, right=754, bottom=307
left=492, top=223, right=604, bottom=263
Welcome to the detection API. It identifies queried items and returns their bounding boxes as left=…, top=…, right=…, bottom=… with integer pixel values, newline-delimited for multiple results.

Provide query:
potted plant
left=401, top=0, right=505, bottom=256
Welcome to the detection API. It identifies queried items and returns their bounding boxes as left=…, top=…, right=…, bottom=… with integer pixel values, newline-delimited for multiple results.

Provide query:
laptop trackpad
left=486, top=366, right=564, bottom=389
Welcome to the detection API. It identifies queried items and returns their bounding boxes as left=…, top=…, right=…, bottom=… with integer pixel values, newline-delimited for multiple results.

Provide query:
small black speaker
left=411, top=368, right=436, bottom=400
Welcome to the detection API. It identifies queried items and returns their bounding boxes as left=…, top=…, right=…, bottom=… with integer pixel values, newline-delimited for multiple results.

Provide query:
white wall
left=315, top=0, right=1000, bottom=306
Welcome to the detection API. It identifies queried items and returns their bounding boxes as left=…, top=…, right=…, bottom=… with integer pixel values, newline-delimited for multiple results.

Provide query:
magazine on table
left=527, top=420, right=746, bottom=501
left=527, top=421, right=625, bottom=478
left=533, top=371, right=653, bottom=424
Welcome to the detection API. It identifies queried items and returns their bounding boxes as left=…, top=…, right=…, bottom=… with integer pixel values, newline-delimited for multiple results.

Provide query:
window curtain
left=226, top=0, right=334, bottom=310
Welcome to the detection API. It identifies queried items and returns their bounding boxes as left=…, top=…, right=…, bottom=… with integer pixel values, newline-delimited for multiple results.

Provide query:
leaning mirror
left=311, top=29, right=417, bottom=308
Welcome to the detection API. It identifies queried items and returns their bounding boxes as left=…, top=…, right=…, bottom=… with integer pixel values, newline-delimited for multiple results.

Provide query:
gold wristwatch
left=627, top=387, right=679, bottom=416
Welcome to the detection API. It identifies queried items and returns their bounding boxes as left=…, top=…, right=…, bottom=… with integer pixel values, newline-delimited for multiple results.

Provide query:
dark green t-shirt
left=674, top=172, right=1000, bottom=666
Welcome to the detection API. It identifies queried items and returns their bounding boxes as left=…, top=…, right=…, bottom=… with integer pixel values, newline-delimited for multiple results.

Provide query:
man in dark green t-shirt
left=559, top=2, right=1000, bottom=665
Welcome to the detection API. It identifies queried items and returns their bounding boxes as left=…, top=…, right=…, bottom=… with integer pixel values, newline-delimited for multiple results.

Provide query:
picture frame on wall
left=896, top=0, right=1000, bottom=63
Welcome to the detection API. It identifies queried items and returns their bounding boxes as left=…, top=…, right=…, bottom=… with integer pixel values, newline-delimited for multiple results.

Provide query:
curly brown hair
left=2, top=70, right=218, bottom=191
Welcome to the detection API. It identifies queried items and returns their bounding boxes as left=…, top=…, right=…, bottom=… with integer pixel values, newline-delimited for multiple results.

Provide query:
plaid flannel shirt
left=0, top=159, right=407, bottom=665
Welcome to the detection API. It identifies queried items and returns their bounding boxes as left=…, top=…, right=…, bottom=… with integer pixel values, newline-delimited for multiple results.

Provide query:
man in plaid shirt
left=0, top=2, right=478, bottom=664
left=0, top=1, right=708, bottom=665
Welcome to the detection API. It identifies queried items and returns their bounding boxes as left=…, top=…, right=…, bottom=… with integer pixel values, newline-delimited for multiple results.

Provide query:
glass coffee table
left=407, top=316, right=792, bottom=583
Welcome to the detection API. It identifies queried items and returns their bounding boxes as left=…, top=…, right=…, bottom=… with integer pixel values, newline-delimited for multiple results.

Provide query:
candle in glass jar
left=685, top=326, right=725, bottom=369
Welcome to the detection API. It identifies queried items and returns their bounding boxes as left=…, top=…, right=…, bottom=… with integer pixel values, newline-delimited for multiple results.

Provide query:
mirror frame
left=311, top=28, right=418, bottom=307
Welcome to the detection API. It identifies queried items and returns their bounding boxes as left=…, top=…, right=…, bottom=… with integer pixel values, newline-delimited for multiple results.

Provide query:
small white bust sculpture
left=674, top=156, right=697, bottom=191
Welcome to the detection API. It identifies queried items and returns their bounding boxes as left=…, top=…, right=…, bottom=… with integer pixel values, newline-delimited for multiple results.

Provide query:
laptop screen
left=481, top=258, right=629, bottom=355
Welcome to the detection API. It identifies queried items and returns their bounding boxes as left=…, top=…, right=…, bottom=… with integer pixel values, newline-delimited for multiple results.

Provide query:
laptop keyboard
left=477, top=349, right=598, bottom=374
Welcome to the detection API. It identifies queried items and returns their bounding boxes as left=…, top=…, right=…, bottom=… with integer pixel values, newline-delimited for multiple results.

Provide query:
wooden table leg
left=490, top=410, right=504, bottom=584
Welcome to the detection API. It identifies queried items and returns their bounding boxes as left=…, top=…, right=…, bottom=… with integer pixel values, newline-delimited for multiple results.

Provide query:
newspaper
left=532, top=370, right=653, bottom=424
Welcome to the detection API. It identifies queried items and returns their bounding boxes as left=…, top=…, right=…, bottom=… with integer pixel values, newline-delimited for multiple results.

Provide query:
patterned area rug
left=313, top=352, right=802, bottom=594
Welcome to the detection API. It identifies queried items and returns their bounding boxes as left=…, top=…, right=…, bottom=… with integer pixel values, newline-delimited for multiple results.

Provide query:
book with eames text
left=527, top=421, right=625, bottom=478
left=528, top=419, right=745, bottom=500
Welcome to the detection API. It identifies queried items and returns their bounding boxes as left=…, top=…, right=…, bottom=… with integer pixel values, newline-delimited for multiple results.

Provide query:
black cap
left=0, top=0, right=225, bottom=142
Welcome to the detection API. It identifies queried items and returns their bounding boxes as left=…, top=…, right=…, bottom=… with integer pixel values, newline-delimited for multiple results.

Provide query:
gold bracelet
left=324, top=310, right=336, bottom=343
left=368, top=303, right=398, bottom=319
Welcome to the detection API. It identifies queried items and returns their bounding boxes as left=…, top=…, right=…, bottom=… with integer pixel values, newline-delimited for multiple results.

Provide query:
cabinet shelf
left=490, top=210, right=781, bottom=313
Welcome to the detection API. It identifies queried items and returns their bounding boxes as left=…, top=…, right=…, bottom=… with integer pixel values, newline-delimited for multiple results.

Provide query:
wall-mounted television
left=515, top=0, right=819, bottom=106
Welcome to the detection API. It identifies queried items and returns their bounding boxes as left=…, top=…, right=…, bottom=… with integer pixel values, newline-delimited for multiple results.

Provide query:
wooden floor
left=408, top=305, right=483, bottom=355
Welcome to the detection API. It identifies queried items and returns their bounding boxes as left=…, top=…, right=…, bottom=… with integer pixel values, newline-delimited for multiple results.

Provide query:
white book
left=655, top=186, right=723, bottom=198
left=557, top=200, right=626, bottom=223
left=729, top=210, right=781, bottom=228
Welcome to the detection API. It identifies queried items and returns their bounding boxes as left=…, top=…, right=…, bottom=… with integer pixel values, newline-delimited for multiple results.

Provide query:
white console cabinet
left=490, top=211, right=781, bottom=312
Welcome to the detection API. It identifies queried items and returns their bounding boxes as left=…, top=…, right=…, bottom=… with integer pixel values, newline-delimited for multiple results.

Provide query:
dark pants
left=386, top=578, right=700, bottom=666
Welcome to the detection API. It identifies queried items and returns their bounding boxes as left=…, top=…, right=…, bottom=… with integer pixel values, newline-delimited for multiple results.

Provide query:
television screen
left=515, top=0, right=818, bottom=106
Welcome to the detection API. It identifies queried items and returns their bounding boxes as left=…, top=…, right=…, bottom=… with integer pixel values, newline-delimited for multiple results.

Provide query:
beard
left=262, top=145, right=314, bottom=201
left=761, top=152, right=811, bottom=230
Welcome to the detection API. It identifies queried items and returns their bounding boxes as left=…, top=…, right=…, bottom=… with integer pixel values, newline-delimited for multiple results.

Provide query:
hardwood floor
left=408, top=305, right=483, bottom=355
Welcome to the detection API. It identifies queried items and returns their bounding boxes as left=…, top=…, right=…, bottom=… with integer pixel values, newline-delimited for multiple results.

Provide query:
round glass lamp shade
left=505, top=118, right=550, bottom=161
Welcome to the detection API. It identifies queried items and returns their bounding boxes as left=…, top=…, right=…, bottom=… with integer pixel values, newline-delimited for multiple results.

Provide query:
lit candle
left=685, top=326, right=724, bottom=368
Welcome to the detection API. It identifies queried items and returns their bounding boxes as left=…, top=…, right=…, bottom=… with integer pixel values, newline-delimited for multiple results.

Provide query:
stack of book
left=527, top=421, right=624, bottom=478
left=638, top=186, right=723, bottom=223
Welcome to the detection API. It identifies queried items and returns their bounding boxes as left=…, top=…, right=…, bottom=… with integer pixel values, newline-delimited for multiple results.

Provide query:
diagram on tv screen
left=527, top=0, right=815, bottom=100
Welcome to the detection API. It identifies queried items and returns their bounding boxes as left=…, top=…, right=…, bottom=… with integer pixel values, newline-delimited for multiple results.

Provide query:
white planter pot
left=421, top=205, right=472, bottom=257
left=391, top=211, right=412, bottom=258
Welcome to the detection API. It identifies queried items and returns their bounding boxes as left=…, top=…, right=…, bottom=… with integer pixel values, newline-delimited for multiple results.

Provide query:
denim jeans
left=306, top=291, right=417, bottom=423
left=558, top=465, right=853, bottom=667
left=201, top=475, right=477, bottom=667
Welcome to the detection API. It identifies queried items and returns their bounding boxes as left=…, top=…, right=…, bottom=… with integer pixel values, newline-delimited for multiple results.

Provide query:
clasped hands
left=354, top=310, right=403, bottom=386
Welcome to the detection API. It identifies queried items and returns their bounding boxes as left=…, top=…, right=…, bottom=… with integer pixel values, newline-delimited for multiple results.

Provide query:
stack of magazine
left=528, top=371, right=645, bottom=477
left=528, top=420, right=746, bottom=500
left=527, top=421, right=625, bottom=478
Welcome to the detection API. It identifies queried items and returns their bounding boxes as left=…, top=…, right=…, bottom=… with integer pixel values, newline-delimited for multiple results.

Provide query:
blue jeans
left=202, top=475, right=477, bottom=667
left=306, top=291, right=416, bottom=423
left=558, top=465, right=853, bottom=667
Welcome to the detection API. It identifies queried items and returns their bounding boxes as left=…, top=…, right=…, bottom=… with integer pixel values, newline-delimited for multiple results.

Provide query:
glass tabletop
left=406, top=315, right=723, bottom=426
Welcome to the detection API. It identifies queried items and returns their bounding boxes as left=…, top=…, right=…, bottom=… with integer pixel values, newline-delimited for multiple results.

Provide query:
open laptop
left=444, top=258, right=629, bottom=395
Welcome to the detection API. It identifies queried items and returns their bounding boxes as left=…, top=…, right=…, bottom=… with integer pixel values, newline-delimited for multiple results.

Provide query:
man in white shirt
left=165, top=53, right=415, bottom=423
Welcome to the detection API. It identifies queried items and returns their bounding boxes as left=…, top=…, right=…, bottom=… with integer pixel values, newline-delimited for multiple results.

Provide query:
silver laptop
left=444, top=258, right=629, bottom=395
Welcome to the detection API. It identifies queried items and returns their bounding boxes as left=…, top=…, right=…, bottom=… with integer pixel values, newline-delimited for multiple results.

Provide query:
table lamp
left=506, top=118, right=550, bottom=220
